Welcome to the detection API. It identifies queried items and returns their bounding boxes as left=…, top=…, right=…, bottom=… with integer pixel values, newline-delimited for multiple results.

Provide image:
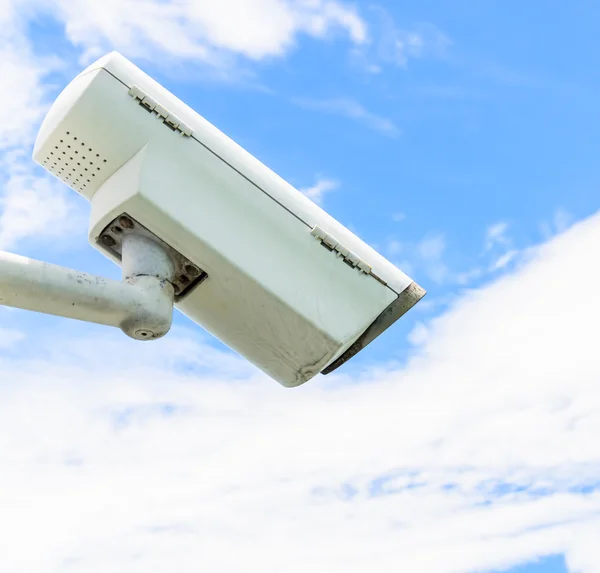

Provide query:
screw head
left=100, top=234, right=116, bottom=247
left=118, top=216, right=134, bottom=229
left=184, top=264, right=199, bottom=277
left=134, top=329, right=155, bottom=340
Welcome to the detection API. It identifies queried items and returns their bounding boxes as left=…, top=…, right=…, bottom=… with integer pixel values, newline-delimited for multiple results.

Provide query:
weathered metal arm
left=0, top=235, right=175, bottom=340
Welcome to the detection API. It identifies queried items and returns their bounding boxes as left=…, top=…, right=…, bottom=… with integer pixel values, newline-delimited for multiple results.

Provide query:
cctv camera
left=26, top=51, right=425, bottom=387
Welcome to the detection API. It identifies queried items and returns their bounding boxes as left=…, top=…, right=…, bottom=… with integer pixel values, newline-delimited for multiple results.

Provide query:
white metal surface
left=32, top=51, right=426, bottom=387
left=0, top=236, right=175, bottom=340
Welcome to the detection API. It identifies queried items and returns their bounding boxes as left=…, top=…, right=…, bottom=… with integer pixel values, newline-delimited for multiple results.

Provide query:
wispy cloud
left=376, top=21, right=451, bottom=68
left=485, top=221, right=511, bottom=251
left=352, top=7, right=451, bottom=72
left=0, top=4, right=83, bottom=251
left=0, top=7, right=57, bottom=150
left=293, top=97, right=399, bottom=136
left=0, top=154, right=84, bottom=251
left=0, top=326, right=25, bottom=349
left=490, top=249, right=519, bottom=272
left=389, top=232, right=448, bottom=284
left=299, top=177, right=339, bottom=205
left=540, top=207, right=575, bottom=240
left=388, top=221, right=524, bottom=288
left=36, top=0, right=367, bottom=67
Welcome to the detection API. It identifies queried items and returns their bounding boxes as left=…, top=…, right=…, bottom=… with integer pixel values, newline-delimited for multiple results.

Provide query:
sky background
left=1, top=1, right=599, bottom=572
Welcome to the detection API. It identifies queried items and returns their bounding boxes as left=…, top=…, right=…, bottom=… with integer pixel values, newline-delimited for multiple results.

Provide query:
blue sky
left=1, top=1, right=600, bottom=572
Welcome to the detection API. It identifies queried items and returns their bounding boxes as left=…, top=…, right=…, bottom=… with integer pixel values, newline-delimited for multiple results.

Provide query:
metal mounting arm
left=0, top=235, right=176, bottom=340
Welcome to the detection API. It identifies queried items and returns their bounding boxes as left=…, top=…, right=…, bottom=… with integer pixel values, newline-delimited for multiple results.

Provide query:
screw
left=184, top=264, right=199, bottom=277
left=119, top=216, right=134, bottom=229
left=134, top=329, right=154, bottom=340
left=100, top=234, right=116, bottom=247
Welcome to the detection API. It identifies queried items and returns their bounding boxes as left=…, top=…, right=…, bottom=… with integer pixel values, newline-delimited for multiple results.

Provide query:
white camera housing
left=32, top=52, right=425, bottom=387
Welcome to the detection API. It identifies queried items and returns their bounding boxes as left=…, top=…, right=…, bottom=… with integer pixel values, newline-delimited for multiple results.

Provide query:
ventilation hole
left=89, top=162, right=93, bottom=165
left=87, top=179, right=90, bottom=182
left=97, top=167, right=100, bottom=171
left=66, top=131, right=70, bottom=135
left=75, top=151, right=78, bottom=154
left=70, top=157, right=73, bottom=160
left=96, top=154, right=99, bottom=157
left=103, top=159, right=107, bottom=163
left=62, top=152, right=66, bottom=155
left=60, top=139, right=63, bottom=143
left=92, top=173, right=96, bottom=177
left=67, top=145, right=71, bottom=148
left=88, top=148, right=92, bottom=151
left=74, top=137, right=77, bottom=140
left=50, top=152, right=54, bottom=155
left=81, top=143, right=85, bottom=147
left=84, top=168, right=88, bottom=171
left=77, top=162, right=80, bottom=166
left=55, top=146, right=58, bottom=149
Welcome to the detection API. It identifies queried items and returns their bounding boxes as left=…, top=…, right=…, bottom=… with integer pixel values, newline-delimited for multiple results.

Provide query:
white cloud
left=541, top=207, right=575, bottom=240
left=407, top=321, right=429, bottom=346
left=0, top=154, right=85, bottom=251
left=418, top=232, right=445, bottom=260
left=0, top=3, right=84, bottom=251
left=392, top=212, right=406, bottom=222
left=553, top=208, right=574, bottom=234
left=353, top=9, right=450, bottom=71
left=485, top=221, right=511, bottom=251
left=3, top=210, right=600, bottom=571
left=293, top=97, right=400, bottom=135
left=455, top=267, right=483, bottom=285
left=37, top=0, right=367, bottom=66
left=0, top=4, right=59, bottom=150
left=0, top=326, right=25, bottom=348
left=490, top=249, right=519, bottom=272
left=389, top=223, right=520, bottom=287
left=388, top=232, right=448, bottom=285
left=299, top=177, right=339, bottom=205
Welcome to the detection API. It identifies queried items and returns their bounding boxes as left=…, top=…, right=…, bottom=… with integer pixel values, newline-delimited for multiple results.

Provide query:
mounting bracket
left=0, top=234, right=176, bottom=340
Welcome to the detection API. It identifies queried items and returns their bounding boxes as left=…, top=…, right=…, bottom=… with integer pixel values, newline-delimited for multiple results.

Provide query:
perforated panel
left=40, top=130, right=109, bottom=194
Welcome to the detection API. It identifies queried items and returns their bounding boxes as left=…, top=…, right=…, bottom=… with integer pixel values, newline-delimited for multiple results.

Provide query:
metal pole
left=0, top=236, right=176, bottom=340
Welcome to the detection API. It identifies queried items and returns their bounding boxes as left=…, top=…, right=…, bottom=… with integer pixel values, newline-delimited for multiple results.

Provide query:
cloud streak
left=293, top=97, right=399, bottom=135
left=299, top=177, right=339, bottom=205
